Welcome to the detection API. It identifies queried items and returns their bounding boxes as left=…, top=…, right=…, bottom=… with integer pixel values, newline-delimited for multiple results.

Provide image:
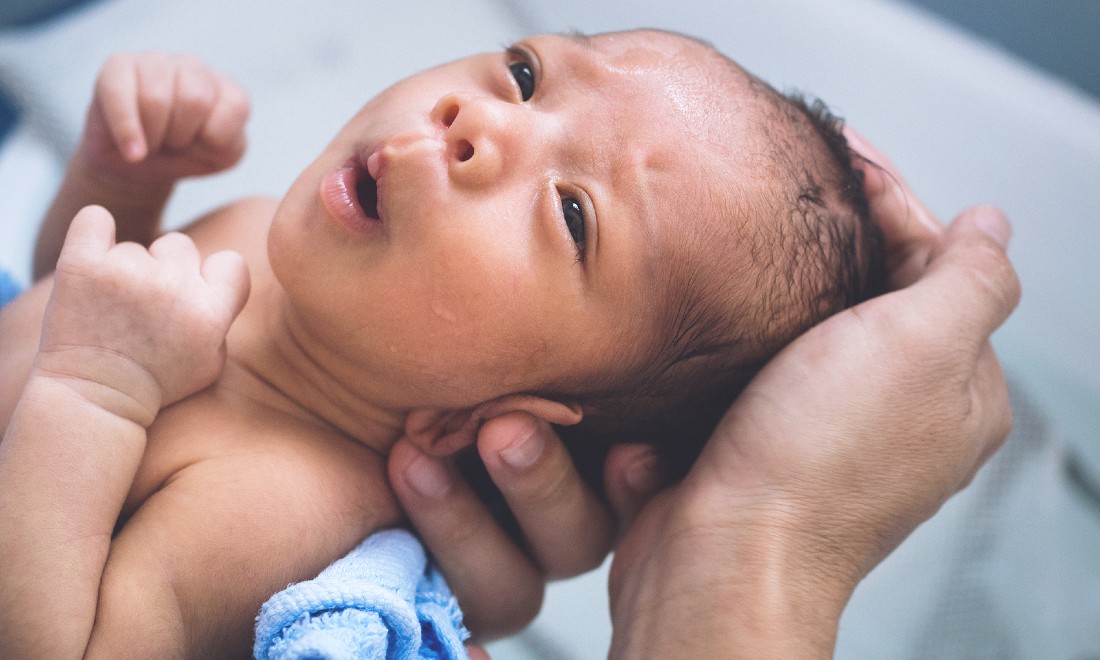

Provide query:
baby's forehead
left=582, top=31, right=758, bottom=139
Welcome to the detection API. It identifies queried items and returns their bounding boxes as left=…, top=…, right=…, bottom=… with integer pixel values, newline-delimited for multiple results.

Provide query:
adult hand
left=387, top=415, right=667, bottom=639
left=606, top=132, right=1021, bottom=658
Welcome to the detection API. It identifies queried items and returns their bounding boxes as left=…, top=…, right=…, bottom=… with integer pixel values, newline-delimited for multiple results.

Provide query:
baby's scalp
left=551, top=30, right=885, bottom=477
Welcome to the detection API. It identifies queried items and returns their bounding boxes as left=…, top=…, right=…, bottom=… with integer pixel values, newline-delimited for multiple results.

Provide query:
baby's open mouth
left=355, top=168, right=380, bottom=221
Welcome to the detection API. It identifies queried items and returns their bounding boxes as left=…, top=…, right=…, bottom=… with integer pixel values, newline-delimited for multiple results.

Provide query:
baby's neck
left=224, top=269, right=407, bottom=456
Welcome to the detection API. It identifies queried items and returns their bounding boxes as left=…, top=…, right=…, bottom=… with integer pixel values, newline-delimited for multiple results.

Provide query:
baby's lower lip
left=318, top=160, right=382, bottom=233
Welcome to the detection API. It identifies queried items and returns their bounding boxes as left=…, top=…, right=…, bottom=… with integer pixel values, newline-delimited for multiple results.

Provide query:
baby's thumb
left=201, top=250, right=251, bottom=321
left=61, top=205, right=116, bottom=260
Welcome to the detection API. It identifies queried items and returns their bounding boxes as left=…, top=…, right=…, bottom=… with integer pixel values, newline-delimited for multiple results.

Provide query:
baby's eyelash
left=561, top=194, right=588, bottom=262
left=503, top=44, right=539, bottom=101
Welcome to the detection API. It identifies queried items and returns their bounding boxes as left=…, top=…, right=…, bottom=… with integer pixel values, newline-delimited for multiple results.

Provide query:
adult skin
left=388, top=130, right=1020, bottom=655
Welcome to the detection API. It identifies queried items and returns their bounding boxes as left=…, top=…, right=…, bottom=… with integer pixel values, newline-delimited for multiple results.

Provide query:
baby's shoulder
left=126, top=388, right=396, bottom=528
left=182, top=196, right=280, bottom=262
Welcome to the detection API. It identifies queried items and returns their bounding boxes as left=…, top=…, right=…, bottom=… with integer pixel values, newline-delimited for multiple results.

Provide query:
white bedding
left=2, top=0, right=1098, bottom=657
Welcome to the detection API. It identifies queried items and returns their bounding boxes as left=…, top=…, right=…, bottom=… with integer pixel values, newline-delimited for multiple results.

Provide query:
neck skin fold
left=224, top=261, right=407, bottom=456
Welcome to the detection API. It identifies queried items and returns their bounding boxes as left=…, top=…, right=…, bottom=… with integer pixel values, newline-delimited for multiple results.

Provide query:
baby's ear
left=405, top=395, right=582, bottom=457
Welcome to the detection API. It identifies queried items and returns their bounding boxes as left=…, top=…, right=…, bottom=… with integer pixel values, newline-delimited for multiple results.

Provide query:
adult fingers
left=466, top=645, right=491, bottom=660
left=477, top=412, right=614, bottom=578
left=911, top=205, right=1020, bottom=345
left=844, top=126, right=942, bottom=288
left=602, top=443, right=668, bottom=532
left=388, top=439, right=543, bottom=638
left=845, top=126, right=940, bottom=234
left=968, top=342, right=1014, bottom=471
left=875, top=203, right=1020, bottom=374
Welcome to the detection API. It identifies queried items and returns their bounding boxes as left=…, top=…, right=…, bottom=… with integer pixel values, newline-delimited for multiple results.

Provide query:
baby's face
left=269, top=31, right=763, bottom=410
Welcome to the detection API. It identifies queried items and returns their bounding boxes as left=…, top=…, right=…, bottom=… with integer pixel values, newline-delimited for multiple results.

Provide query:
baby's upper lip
left=361, top=146, right=386, bottom=182
left=356, top=133, right=445, bottom=222
left=352, top=145, right=386, bottom=223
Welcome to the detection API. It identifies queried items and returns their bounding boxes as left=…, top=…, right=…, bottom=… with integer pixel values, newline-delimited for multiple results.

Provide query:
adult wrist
left=610, top=490, right=856, bottom=659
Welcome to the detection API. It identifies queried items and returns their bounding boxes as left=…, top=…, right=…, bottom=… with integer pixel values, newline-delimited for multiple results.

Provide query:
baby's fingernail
left=123, top=139, right=144, bottom=161
left=405, top=453, right=452, bottom=499
left=625, top=451, right=662, bottom=494
left=971, top=205, right=1011, bottom=248
left=499, top=422, right=544, bottom=469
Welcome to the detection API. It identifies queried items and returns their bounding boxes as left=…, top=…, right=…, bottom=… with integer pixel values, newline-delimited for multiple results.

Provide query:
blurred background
left=1, top=1, right=1097, bottom=657
left=4, top=0, right=1098, bottom=139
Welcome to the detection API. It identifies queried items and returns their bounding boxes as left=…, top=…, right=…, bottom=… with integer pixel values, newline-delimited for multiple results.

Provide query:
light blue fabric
left=0, top=268, right=22, bottom=308
left=254, top=529, right=469, bottom=660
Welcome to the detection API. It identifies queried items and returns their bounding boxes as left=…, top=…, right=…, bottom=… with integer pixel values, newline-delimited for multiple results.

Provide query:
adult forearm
left=0, top=372, right=150, bottom=659
left=607, top=493, right=855, bottom=659
left=34, top=155, right=171, bottom=280
left=611, top=562, right=848, bottom=657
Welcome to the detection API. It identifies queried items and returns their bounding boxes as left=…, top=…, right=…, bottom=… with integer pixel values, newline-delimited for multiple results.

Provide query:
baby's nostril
left=457, top=140, right=474, bottom=162
left=442, top=104, right=459, bottom=128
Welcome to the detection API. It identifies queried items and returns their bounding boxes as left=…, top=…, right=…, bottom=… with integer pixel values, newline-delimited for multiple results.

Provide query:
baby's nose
left=431, top=92, right=507, bottom=188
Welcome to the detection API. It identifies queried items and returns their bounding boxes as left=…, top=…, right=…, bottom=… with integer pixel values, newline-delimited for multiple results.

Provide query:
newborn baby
left=0, top=29, right=882, bottom=657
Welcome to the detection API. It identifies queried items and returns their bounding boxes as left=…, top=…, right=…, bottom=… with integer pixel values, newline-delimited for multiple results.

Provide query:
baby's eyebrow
left=557, top=29, right=594, bottom=49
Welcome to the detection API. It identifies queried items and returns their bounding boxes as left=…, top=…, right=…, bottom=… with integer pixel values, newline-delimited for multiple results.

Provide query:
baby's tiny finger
left=164, top=56, right=217, bottom=151
left=148, top=231, right=201, bottom=270
left=61, top=206, right=117, bottom=258
left=201, top=250, right=251, bottom=320
left=95, top=54, right=145, bottom=161
left=201, top=73, right=251, bottom=151
left=135, top=52, right=176, bottom=155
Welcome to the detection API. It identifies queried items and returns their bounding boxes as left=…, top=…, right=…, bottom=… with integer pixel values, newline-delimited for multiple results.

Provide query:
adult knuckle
left=480, top=586, right=543, bottom=636
left=966, top=241, right=1020, bottom=311
left=523, top=464, right=574, bottom=509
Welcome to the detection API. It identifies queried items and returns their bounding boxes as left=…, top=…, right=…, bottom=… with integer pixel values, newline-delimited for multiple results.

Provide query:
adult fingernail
left=625, top=451, right=662, bottom=494
left=499, top=420, right=544, bottom=469
left=405, top=452, right=452, bottom=499
left=971, top=205, right=1011, bottom=248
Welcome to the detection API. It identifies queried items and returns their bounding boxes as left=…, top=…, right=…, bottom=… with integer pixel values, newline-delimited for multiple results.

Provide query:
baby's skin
left=1, top=31, right=744, bottom=657
left=0, top=54, right=399, bottom=658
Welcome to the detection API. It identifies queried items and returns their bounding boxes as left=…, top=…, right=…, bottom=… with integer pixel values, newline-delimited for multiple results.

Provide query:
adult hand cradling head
left=389, top=128, right=1020, bottom=657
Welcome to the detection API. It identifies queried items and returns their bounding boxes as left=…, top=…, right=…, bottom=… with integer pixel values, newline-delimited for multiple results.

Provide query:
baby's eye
left=509, top=61, right=535, bottom=102
left=562, top=196, right=586, bottom=253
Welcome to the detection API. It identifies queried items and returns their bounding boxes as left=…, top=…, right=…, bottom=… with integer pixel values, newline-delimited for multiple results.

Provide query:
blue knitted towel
left=0, top=268, right=21, bottom=308
left=254, top=529, right=469, bottom=660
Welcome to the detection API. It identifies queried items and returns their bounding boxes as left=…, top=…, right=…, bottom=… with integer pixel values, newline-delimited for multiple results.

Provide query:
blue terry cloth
left=0, top=268, right=22, bottom=309
left=254, top=529, right=470, bottom=660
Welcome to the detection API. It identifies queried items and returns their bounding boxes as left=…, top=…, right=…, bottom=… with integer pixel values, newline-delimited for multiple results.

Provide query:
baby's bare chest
left=120, top=387, right=385, bottom=520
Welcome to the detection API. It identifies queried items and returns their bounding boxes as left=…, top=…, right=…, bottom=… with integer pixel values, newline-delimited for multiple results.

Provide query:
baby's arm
left=34, top=53, right=250, bottom=280
left=0, top=206, right=249, bottom=658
